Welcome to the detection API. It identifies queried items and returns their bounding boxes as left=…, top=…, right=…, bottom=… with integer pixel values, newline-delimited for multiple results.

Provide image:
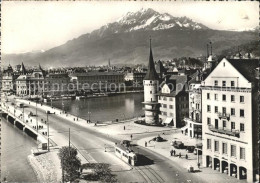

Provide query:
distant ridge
left=2, top=8, right=258, bottom=67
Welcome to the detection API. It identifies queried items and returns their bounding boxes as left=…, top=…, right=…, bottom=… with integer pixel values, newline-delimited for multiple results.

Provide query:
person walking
left=145, top=141, right=147, bottom=147
left=179, top=152, right=181, bottom=158
left=130, top=134, right=133, bottom=140
left=124, top=126, right=125, bottom=130
left=173, top=149, right=176, bottom=156
left=185, top=154, right=188, bottom=159
left=170, top=149, right=174, bottom=156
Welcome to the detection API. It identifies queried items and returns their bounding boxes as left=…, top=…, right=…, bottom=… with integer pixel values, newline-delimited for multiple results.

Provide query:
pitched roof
left=228, top=59, right=259, bottom=83
left=144, top=38, right=159, bottom=80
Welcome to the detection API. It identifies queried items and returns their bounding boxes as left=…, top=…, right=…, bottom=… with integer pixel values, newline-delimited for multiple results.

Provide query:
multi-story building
left=142, top=38, right=160, bottom=124
left=16, top=65, right=46, bottom=96
left=124, top=72, right=146, bottom=85
left=201, top=58, right=259, bottom=182
left=70, top=71, right=124, bottom=92
left=2, top=64, right=18, bottom=93
left=184, top=83, right=202, bottom=138
left=45, top=73, right=71, bottom=96
left=158, top=75, right=189, bottom=127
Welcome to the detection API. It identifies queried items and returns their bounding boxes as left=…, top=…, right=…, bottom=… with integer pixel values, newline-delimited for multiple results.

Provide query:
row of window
left=207, top=139, right=245, bottom=160
left=162, top=112, right=174, bottom=117
left=207, top=118, right=245, bottom=131
left=159, top=96, right=173, bottom=101
left=214, top=80, right=235, bottom=87
left=207, top=106, right=244, bottom=117
left=211, top=106, right=242, bottom=116
left=207, top=93, right=244, bottom=103
left=162, top=104, right=174, bottom=109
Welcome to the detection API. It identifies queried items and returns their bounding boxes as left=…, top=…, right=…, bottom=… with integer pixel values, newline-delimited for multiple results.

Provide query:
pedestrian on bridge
left=173, top=149, right=176, bottom=156
left=145, top=141, right=147, bottom=147
left=130, top=134, right=133, bottom=140
left=179, top=152, right=181, bottom=158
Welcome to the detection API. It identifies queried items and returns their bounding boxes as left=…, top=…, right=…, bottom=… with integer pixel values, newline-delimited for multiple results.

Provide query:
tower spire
left=144, top=36, right=159, bottom=80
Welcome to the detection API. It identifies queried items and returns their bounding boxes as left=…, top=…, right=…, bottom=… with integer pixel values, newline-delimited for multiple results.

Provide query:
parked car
left=193, top=148, right=202, bottom=155
left=156, top=136, right=164, bottom=142
left=171, top=140, right=184, bottom=149
left=186, top=146, right=195, bottom=153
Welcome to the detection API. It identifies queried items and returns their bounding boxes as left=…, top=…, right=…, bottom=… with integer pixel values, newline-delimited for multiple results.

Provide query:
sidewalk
left=137, top=129, right=246, bottom=183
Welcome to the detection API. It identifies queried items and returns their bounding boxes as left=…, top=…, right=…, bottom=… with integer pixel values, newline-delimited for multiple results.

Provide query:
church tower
left=142, top=37, right=160, bottom=124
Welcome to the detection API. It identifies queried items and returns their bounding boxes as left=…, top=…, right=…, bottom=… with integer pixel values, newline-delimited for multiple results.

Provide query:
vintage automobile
left=186, top=146, right=195, bottom=153
left=171, top=140, right=184, bottom=149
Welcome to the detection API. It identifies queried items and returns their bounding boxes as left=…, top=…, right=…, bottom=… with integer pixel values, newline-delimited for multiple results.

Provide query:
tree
left=58, top=146, right=81, bottom=182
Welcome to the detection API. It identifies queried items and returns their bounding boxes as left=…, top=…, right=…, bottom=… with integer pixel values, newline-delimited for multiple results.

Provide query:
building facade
left=16, top=65, right=46, bottom=96
left=158, top=75, right=189, bottom=127
left=45, top=73, right=71, bottom=96
left=201, top=58, right=259, bottom=182
left=2, top=65, right=17, bottom=93
left=70, top=71, right=125, bottom=92
left=184, top=83, right=202, bottom=138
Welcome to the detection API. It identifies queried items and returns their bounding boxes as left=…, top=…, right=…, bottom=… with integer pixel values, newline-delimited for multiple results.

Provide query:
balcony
left=217, top=112, right=230, bottom=121
left=143, top=107, right=159, bottom=112
left=208, top=125, right=240, bottom=137
left=184, top=118, right=202, bottom=125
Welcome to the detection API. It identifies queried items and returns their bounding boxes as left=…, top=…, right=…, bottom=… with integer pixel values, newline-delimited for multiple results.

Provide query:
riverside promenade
left=8, top=98, right=247, bottom=183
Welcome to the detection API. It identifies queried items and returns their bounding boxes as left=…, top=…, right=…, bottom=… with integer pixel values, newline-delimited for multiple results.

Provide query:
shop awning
left=163, top=118, right=173, bottom=124
left=181, top=124, right=189, bottom=131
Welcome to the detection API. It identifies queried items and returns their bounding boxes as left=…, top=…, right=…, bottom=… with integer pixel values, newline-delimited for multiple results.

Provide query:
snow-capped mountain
left=91, top=8, right=209, bottom=37
left=3, top=8, right=258, bottom=67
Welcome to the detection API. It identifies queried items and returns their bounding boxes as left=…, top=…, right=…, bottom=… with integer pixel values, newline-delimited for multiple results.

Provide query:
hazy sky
left=2, top=1, right=258, bottom=54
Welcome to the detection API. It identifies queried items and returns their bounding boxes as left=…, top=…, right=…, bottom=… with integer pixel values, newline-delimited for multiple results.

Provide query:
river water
left=1, top=93, right=144, bottom=182
left=1, top=118, right=38, bottom=182
left=48, top=93, right=144, bottom=122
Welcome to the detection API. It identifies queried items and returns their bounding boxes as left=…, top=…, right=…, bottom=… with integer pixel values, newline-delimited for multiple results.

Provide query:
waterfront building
left=201, top=58, right=259, bottom=182
left=16, top=65, right=46, bottom=96
left=124, top=72, right=146, bottom=85
left=142, top=38, right=160, bottom=124
left=2, top=64, right=18, bottom=93
left=45, top=73, right=71, bottom=96
left=70, top=71, right=124, bottom=92
left=158, top=75, right=189, bottom=127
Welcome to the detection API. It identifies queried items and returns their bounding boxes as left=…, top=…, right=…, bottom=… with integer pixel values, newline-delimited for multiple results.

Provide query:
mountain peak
left=101, top=8, right=209, bottom=34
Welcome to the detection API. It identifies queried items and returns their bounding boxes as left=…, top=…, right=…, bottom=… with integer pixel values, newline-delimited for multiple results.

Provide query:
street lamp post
left=88, top=112, right=91, bottom=122
left=23, top=106, right=25, bottom=123
left=36, top=101, right=38, bottom=132
left=47, top=112, right=49, bottom=151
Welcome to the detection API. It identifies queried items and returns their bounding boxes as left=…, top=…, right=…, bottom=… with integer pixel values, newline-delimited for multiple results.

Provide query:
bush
left=81, top=163, right=117, bottom=183
left=58, top=146, right=81, bottom=182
